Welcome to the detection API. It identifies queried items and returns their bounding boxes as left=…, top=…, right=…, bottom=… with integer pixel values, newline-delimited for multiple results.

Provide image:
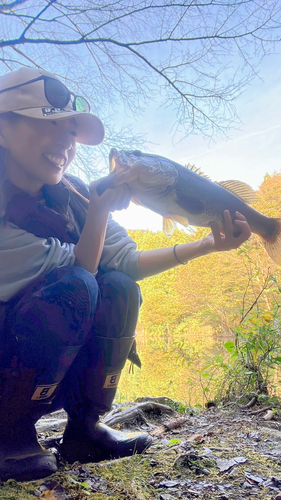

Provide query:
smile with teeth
left=44, top=154, right=66, bottom=167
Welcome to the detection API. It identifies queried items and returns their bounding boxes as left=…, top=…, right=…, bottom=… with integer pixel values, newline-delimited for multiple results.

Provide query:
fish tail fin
left=261, top=218, right=281, bottom=266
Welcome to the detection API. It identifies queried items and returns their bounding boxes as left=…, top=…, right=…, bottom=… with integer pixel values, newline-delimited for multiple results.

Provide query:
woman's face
left=0, top=114, right=77, bottom=195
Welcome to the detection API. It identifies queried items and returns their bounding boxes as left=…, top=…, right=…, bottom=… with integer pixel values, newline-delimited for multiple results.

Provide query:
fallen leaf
left=160, top=494, right=178, bottom=500
left=35, top=480, right=68, bottom=500
left=186, top=433, right=205, bottom=443
left=159, top=480, right=180, bottom=488
left=216, top=456, right=247, bottom=472
left=39, top=491, right=60, bottom=500
left=264, top=477, right=281, bottom=488
left=244, top=472, right=264, bottom=484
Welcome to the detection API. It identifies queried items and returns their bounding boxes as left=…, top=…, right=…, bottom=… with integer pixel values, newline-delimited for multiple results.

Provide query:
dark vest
left=0, top=175, right=90, bottom=334
left=4, top=175, right=89, bottom=244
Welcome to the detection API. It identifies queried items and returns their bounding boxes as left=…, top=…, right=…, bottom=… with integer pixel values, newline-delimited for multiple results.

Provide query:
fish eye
left=132, top=150, right=142, bottom=157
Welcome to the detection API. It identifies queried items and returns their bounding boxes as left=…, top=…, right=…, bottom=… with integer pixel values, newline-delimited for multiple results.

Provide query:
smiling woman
left=0, top=113, right=88, bottom=224
left=0, top=67, right=251, bottom=483
left=0, top=114, right=77, bottom=193
left=0, top=67, right=154, bottom=482
left=0, top=66, right=104, bottom=216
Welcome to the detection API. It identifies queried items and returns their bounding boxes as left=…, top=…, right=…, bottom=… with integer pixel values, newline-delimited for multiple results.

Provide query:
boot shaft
left=63, top=335, right=135, bottom=418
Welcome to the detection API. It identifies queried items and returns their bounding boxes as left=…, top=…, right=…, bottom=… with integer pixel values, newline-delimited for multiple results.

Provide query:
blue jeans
left=0, top=266, right=141, bottom=415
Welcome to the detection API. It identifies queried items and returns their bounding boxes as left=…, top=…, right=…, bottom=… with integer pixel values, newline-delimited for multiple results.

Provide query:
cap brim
left=13, top=108, right=105, bottom=146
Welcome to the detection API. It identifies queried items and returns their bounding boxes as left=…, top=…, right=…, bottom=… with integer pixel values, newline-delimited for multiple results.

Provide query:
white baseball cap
left=0, top=67, right=105, bottom=146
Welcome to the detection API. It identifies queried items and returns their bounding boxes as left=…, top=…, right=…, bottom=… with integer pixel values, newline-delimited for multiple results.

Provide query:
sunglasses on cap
left=0, top=75, right=91, bottom=113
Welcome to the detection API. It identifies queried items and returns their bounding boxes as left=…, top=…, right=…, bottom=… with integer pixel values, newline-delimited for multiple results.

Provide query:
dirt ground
left=1, top=397, right=281, bottom=499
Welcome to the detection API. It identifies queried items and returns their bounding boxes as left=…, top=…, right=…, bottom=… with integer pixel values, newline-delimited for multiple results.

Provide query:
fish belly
left=137, top=189, right=222, bottom=228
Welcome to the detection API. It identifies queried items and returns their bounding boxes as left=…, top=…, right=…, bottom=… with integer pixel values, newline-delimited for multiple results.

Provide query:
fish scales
left=173, top=165, right=273, bottom=231
left=96, top=149, right=281, bottom=266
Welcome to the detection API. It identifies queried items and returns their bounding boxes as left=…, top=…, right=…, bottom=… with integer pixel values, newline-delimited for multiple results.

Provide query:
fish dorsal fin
left=185, top=163, right=211, bottom=180
left=216, top=180, right=257, bottom=204
left=166, top=213, right=189, bottom=227
left=163, top=217, right=176, bottom=237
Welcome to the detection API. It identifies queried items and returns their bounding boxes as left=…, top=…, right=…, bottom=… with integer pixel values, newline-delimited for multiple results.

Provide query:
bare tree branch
left=20, top=0, right=56, bottom=39
left=0, top=0, right=28, bottom=12
left=11, top=46, right=43, bottom=68
left=1, top=0, right=280, bottom=142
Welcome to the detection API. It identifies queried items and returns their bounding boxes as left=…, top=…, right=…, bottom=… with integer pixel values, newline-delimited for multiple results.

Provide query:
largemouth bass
left=97, top=149, right=281, bottom=266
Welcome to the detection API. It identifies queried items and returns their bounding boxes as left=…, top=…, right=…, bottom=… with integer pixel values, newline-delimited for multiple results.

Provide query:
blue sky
left=112, top=50, right=281, bottom=232
left=2, top=3, right=280, bottom=234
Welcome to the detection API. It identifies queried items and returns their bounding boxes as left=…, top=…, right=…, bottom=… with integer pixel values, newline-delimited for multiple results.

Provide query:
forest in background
left=118, top=170, right=281, bottom=408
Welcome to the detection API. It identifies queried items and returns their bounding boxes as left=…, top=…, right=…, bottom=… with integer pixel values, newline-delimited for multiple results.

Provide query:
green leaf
left=168, top=438, right=181, bottom=446
left=224, top=341, right=235, bottom=353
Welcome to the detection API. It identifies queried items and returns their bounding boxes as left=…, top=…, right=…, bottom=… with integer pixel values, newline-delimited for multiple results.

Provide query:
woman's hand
left=89, top=179, right=132, bottom=213
left=138, top=210, right=251, bottom=279
left=75, top=180, right=132, bottom=274
left=202, top=210, right=251, bottom=253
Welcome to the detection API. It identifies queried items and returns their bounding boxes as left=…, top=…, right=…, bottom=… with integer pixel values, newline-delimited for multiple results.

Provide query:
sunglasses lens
left=75, top=96, right=90, bottom=112
left=45, top=78, right=70, bottom=108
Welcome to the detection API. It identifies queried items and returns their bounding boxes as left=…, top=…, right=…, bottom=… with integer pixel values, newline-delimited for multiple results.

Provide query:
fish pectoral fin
left=163, top=217, right=176, bottom=237
left=216, top=180, right=258, bottom=204
left=167, top=213, right=189, bottom=227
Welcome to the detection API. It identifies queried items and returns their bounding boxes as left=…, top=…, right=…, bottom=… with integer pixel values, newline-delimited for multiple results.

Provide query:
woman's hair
left=0, top=112, right=89, bottom=218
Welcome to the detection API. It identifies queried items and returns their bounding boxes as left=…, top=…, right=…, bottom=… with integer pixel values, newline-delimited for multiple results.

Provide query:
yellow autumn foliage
left=118, top=171, right=281, bottom=406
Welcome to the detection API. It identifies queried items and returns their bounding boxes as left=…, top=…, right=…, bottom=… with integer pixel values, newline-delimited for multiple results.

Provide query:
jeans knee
left=8, top=266, right=99, bottom=351
left=42, top=265, right=99, bottom=317
left=97, top=271, right=141, bottom=309
left=93, top=271, right=141, bottom=339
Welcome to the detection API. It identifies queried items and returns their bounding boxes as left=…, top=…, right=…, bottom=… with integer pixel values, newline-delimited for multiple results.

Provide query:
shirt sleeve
left=99, top=215, right=141, bottom=281
left=0, top=220, right=77, bottom=302
left=0, top=215, right=142, bottom=302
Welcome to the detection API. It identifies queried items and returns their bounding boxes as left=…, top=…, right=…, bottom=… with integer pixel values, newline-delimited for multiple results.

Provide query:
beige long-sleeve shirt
left=0, top=215, right=141, bottom=302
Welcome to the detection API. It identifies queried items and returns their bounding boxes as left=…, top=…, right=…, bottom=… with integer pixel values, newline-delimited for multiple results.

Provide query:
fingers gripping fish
left=97, top=149, right=281, bottom=266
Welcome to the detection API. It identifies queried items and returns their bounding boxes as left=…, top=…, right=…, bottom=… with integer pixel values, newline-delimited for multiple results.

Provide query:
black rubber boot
left=60, top=336, right=152, bottom=462
left=0, top=368, right=58, bottom=481
left=61, top=419, right=152, bottom=463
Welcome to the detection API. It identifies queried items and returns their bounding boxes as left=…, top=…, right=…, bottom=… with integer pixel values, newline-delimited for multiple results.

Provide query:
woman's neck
left=4, top=154, right=43, bottom=197
left=5, top=171, right=42, bottom=197
left=4, top=180, right=43, bottom=210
